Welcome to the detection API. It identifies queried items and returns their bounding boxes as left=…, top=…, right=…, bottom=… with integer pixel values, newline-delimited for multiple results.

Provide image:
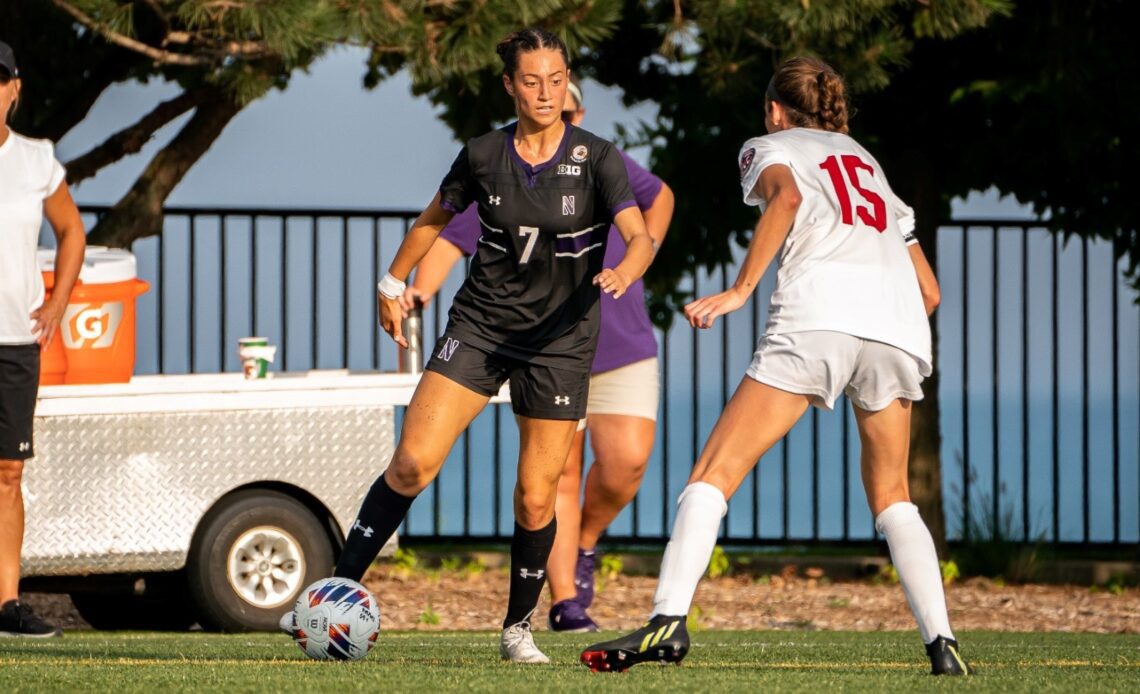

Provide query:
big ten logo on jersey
left=60, top=302, right=124, bottom=349
left=557, top=164, right=581, bottom=176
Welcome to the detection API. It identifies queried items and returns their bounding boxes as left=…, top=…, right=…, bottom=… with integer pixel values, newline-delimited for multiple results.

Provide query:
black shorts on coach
left=425, top=332, right=589, bottom=420
left=0, top=344, right=40, bottom=460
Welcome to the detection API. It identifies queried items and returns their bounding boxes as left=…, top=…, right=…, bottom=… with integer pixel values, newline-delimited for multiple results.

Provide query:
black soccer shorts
left=0, top=344, right=40, bottom=460
left=425, top=332, right=590, bottom=420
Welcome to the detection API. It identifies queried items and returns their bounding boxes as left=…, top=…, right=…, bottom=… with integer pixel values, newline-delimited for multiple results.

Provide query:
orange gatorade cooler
left=38, top=247, right=150, bottom=385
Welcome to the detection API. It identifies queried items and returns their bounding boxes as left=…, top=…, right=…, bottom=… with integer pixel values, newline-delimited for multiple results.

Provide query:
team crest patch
left=739, top=147, right=755, bottom=178
left=571, top=145, right=588, bottom=163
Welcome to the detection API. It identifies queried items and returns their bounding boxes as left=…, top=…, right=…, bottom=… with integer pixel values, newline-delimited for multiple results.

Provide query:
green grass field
left=1, top=630, right=1137, bottom=692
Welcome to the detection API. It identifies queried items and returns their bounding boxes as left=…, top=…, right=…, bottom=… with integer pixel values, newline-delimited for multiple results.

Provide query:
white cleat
left=500, top=621, right=550, bottom=664
left=278, top=610, right=295, bottom=635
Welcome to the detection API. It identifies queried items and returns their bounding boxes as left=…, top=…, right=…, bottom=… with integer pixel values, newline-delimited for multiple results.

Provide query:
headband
left=567, top=81, right=584, bottom=109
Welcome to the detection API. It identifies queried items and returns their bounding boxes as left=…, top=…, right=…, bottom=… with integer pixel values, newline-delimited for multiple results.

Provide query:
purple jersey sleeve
left=438, top=204, right=480, bottom=256
left=620, top=150, right=664, bottom=213
left=591, top=149, right=666, bottom=374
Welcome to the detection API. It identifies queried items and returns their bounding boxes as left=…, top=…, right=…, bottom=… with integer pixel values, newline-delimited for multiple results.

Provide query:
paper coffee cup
left=238, top=337, right=275, bottom=379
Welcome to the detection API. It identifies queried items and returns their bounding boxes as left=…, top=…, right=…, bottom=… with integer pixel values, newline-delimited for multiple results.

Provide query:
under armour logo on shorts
left=437, top=337, right=461, bottom=362
left=554, top=395, right=570, bottom=406
left=489, top=195, right=502, bottom=205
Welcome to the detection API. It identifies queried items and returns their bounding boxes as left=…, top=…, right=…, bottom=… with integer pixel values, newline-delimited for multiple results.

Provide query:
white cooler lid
left=37, top=246, right=138, bottom=284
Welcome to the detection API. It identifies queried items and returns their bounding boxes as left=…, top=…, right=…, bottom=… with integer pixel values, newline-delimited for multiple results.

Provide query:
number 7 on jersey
left=518, top=226, right=539, bottom=264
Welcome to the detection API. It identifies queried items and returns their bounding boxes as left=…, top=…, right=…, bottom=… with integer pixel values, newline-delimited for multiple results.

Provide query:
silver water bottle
left=399, top=299, right=424, bottom=374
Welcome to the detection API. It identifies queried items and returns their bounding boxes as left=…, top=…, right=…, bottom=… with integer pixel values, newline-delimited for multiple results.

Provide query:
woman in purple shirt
left=405, top=77, right=673, bottom=632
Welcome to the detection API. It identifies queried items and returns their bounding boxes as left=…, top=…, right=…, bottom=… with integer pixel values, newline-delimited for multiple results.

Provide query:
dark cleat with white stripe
left=926, top=636, right=972, bottom=675
left=0, top=600, right=62, bottom=638
left=580, top=614, right=688, bottom=672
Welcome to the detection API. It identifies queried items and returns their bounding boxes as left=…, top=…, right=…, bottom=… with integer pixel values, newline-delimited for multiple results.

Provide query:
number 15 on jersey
left=819, top=154, right=887, bottom=232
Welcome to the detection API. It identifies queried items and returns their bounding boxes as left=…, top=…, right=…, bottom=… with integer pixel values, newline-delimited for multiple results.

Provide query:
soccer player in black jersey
left=295, top=28, right=656, bottom=663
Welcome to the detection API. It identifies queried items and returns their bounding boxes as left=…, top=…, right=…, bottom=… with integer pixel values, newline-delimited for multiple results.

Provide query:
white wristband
left=378, top=273, right=406, bottom=300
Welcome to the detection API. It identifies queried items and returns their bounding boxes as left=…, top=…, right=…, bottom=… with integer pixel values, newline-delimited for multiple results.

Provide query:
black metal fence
left=73, top=207, right=1140, bottom=547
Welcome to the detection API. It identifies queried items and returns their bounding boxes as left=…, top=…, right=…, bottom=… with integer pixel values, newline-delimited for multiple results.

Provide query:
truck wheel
left=70, top=592, right=198, bottom=631
left=187, top=489, right=335, bottom=632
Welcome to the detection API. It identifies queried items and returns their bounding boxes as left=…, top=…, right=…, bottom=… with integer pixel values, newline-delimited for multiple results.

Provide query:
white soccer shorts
left=745, top=331, right=924, bottom=412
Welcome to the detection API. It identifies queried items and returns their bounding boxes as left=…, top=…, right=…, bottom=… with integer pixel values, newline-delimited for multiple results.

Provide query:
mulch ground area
left=25, top=567, right=1140, bottom=634
left=360, top=568, right=1140, bottom=633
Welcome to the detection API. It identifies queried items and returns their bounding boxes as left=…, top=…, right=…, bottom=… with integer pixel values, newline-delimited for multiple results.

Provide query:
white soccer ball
left=289, top=577, right=380, bottom=661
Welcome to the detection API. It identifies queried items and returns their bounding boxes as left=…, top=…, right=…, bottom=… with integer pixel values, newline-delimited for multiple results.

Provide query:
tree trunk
left=87, top=88, right=242, bottom=248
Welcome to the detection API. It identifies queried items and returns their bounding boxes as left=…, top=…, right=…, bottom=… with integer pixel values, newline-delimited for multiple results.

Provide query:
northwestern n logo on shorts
left=562, top=195, right=575, bottom=216
left=437, top=337, right=461, bottom=362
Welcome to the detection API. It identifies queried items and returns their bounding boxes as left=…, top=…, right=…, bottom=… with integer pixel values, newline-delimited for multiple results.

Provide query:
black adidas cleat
left=926, top=635, right=971, bottom=675
left=580, top=614, right=689, bottom=672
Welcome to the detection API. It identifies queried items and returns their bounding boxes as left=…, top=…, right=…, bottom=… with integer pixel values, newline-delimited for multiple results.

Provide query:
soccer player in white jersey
left=581, top=56, right=969, bottom=676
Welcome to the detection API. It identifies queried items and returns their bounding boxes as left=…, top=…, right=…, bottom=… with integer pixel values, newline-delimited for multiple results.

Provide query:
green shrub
left=418, top=600, right=440, bottom=626
left=707, top=546, right=730, bottom=579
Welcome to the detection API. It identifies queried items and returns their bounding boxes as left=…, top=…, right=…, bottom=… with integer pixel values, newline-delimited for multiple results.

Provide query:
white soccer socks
left=651, top=482, right=728, bottom=618
left=875, top=501, right=954, bottom=644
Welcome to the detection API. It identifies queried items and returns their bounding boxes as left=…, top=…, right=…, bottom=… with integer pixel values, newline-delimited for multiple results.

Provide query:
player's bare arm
left=684, top=164, right=800, bottom=329
left=642, top=181, right=675, bottom=248
left=595, top=206, right=654, bottom=300
left=377, top=192, right=455, bottom=347
left=907, top=243, right=941, bottom=316
left=34, top=181, right=86, bottom=349
left=401, top=236, right=464, bottom=311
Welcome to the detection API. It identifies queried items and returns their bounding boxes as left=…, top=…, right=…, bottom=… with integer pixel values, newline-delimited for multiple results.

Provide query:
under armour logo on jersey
left=437, top=337, right=461, bottom=362
left=18, top=442, right=30, bottom=452
left=554, top=395, right=570, bottom=406
left=489, top=195, right=502, bottom=205
left=352, top=520, right=374, bottom=538
left=562, top=196, right=575, bottom=216
left=518, top=568, right=545, bottom=580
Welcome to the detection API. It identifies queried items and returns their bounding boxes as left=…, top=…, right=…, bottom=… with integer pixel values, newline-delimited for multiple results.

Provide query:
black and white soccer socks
left=875, top=501, right=955, bottom=644
left=503, top=518, right=558, bottom=629
left=333, top=473, right=416, bottom=581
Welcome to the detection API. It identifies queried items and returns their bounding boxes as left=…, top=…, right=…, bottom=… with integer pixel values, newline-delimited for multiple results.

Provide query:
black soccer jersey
left=437, top=123, right=636, bottom=369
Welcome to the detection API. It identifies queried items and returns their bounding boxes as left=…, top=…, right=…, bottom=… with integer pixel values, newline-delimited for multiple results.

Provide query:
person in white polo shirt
left=582, top=56, right=968, bottom=677
left=0, top=39, right=86, bottom=638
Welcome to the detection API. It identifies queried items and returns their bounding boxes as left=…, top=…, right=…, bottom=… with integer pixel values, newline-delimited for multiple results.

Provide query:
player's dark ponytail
left=496, top=27, right=568, bottom=77
left=768, top=56, right=849, bottom=134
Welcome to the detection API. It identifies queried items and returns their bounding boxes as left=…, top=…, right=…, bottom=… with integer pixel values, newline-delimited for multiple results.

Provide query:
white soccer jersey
left=0, top=132, right=66, bottom=344
left=737, top=128, right=931, bottom=374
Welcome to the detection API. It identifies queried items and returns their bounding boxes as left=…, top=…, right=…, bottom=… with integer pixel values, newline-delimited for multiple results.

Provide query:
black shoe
left=926, top=635, right=970, bottom=675
left=0, top=600, right=63, bottom=638
left=580, top=614, right=688, bottom=672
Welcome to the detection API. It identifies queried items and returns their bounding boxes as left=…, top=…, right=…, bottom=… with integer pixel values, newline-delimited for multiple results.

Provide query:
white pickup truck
left=24, top=370, right=420, bottom=632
